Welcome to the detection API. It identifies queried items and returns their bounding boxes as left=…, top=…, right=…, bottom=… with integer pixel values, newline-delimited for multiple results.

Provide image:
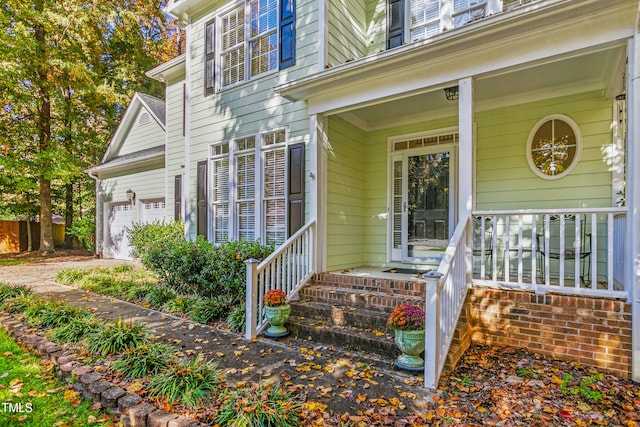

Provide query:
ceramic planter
left=264, top=304, right=291, bottom=337
left=394, top=328, right=425, bottom=371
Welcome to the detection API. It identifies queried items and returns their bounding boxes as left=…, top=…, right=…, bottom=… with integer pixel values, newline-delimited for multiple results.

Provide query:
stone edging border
left=0, top=313, right=204, bottom=427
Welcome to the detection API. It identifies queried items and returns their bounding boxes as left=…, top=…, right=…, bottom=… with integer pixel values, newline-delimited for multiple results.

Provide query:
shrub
left=163, top=295, right=197, bottom=315
left=226, top=303, right=246, bottom=333
left=50, top=316, right=102, bottom=344
left=148, top=355, right=220, bottom=408
left=128, top=221, right=184, bottom=265
left=86, top=319, right=150, bottom=357
left=124, top=283, right=158, bottom=301
left=215, top=382, right=302, bottom=427
left=143, top=286, right=178, bottom=308
left=55, top=268, right=86, bottom=285
left=66, top=217, right=95, bottom=252
left=127, top=222, right=274, bottom=299
left=0, top=284, right=32, bottom=302
left=112, top=343, right=176, bottom=379
left=188, top=296, right=230, bottom=324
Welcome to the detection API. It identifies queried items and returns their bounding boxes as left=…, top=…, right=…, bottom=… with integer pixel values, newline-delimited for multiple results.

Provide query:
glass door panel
left=406, top=151, right=450, bottom=261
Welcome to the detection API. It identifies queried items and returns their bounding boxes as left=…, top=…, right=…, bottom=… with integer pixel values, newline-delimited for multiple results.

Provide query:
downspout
left=628, top=12, right=640, bottom=382
left=86, top=169, right=100, bottom=258
left=183, top=18, right=192, bottom=241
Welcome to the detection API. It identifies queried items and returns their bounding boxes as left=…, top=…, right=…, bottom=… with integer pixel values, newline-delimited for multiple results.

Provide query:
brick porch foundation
left=449, top=287, right=632, bottom=379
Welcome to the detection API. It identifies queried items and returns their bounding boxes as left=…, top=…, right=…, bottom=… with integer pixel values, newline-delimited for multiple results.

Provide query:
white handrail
left=245, top=220, right=316, bottom=339
left=424, top=215, right=471, bottom=388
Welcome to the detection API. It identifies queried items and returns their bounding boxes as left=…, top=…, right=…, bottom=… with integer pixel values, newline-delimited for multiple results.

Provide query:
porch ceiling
left=336, top=45, right=626, bottom=132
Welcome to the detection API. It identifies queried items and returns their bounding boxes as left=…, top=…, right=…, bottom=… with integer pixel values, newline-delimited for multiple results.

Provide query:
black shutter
left=174, top=175, right=182, bottom=221
left=287, top=143, right=305, bottom=236
left=204, top=19, right=215, bottom=96
left=197, top=161, right=208, bottom=237
left=279, top=0, right=295, bottom=69
left=387, top=0, right=404, bottom=49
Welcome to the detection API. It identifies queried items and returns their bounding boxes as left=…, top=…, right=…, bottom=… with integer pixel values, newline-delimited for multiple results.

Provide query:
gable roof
left=100, top=92, right=166, bottom=164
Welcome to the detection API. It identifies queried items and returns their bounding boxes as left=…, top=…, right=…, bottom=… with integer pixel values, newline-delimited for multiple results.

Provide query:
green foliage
left=86, top=319, right=150, bottom=357
left=148, top=355, right=220, bottom=408
left=143, top=286, right=179, bottom=308
left=0, top=283, right=32, bottom=302
left=50, top=315, right=102, bottom=344
left=560, top=374, right=604, bottom=402
left=56, top=266, right=159, bottom=299
left=25, top=300, right=91, bottom=329
left=128, top=222, right=273, bottom=298
left=163, top=295, right=197, bottom=315
left=226, top=302, right=246, bottom=333
left=2, top=293, right=43, bottom=314
left=111, top=343, right=176, bottom=379
left=66, top=217, right=95, bottom=252
left=127, top=221, right=184, bottom=264
left=188, top=296, right=231, bottom=324
left=215, top=382, right=302, bottom=427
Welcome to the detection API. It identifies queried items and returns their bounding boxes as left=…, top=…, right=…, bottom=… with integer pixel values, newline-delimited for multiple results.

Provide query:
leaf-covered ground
left=406, top=345, right=640, bottom=427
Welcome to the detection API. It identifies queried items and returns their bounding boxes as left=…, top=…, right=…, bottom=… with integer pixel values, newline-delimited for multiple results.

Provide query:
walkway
left=0, top=255, right=432, bottom=420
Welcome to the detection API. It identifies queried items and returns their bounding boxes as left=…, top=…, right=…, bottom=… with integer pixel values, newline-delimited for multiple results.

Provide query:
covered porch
left=257, top=0, right=640, bottom=386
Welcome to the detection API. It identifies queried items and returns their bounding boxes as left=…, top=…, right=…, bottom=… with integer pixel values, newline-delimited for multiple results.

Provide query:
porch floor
left=327, top=266, right=430, bottom=283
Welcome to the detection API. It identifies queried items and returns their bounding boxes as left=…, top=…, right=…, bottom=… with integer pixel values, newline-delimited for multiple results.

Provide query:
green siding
left=166, top=78, right=186, bottom=222
left=327, top=0, right=386, bottom=67
left=118, top=109, right=165, bottom=156
left=475, top=91, right=613, bottom=210
left=326, top=91, right=614, bottom=271
left=183, top=0, right=319, bottom=238
left=326, top=116, right=366, bottom=270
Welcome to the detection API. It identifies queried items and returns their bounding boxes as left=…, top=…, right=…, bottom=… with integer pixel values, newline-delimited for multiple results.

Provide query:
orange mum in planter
left=388, top=304, right=425, bottom=331
left=264, top=289, right=287, bottom=307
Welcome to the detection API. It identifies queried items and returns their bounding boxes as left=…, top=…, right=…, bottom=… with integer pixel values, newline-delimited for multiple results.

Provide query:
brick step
left=289, top=301, right=391, bottom=331
left=313, top=273, right=427, bottom=299
left=286, top=314, right=399, bottom=359
left=298, top=284, right=425, bottom=313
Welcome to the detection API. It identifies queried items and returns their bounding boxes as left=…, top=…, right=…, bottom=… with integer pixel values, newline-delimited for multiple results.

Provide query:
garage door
left=141, top=199, right=166, bottom=223
left=104, top=202, right=133, bottom=260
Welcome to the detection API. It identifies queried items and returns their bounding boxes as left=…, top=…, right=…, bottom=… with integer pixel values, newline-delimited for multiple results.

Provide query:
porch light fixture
left=126, top=189, right=136, bottom=205
left=444, top=86, right=459, bottom=101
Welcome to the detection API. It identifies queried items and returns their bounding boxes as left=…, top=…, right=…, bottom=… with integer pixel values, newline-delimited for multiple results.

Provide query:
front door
left=391, top=145, right=454, bottom=263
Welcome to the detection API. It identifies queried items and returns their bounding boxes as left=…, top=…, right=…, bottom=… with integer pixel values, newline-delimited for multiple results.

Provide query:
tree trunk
left=26, top=214, right=32, bottom=252
left=39, top=176, right=54, bottom=253
left=65, top=183, right=74, bottom=248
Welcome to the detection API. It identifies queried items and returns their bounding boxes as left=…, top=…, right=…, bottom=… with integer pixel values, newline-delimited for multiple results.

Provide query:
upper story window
left=388, top=0, right=509, bottom=49
left=205, top=0, right=296, bottom=95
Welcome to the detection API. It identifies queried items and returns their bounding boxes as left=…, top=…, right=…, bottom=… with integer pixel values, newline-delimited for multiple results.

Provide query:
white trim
left=207, top=127, right=290, bottom=245
left=386, top=128, right=459, bottom=264
left=318, top=0, right=328, bottom=72
left=184, top=19, right=192, bottom=240
left=525, top=114, right=583, bottom=180
left=627, top=35, right=640, bottom=383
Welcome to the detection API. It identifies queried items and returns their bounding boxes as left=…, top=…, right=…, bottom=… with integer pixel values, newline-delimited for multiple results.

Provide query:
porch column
left=309, top=114, right=328, bottom=272
left=458, top=77, right=474, bottom=221
left=628, top=34, right=640, bottom=382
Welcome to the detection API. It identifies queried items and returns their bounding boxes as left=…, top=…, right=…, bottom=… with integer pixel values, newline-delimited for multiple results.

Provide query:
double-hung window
left=206, top=0, right=296, bottom=93
left=388, top=0, right=490, bottom=48
left=210, top=129, right=289, bottom=246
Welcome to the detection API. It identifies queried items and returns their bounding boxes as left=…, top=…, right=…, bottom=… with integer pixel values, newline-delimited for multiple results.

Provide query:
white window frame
left=209, top=128, right=289, bottom=244
left=405, top=0, right=498, bottom=43
left=526, top=114, right=583, bottom=180
left=387, top=127, right=458, bottom=263
left=217, top=0, right=280, bottom=90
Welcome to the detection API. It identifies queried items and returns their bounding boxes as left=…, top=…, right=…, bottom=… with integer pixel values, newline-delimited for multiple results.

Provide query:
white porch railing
left=424, top=216, right=472, bottom=388
left=245, top=220, right=316, bottom=340
left=472, top=208, right=628, bottom=299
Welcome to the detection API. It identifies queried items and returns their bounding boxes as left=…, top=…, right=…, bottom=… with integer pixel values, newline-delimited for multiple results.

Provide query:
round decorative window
left=526, top=114, right=582, bottom=180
